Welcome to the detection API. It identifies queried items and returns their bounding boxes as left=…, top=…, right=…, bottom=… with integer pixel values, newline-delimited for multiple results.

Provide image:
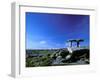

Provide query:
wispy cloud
left=39, top=40, right=46, bottom=44
left=26, top=38, right=67, bottom=49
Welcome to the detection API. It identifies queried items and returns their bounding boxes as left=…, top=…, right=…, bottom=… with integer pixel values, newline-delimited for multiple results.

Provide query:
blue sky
left=26, top=12, right=89, bottom=49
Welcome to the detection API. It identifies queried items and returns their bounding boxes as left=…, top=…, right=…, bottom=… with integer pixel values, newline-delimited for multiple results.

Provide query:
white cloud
left=39, top=40, right=46, bottom=44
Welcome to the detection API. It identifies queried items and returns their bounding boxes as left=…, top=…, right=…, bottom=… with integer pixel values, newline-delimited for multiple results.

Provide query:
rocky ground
left=26, top=47, right=89, bottom=67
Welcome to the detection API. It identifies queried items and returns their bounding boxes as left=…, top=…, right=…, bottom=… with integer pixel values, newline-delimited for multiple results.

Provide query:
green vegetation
left=30, top=50, right=53, bottom=55
left=26, top=55, right=52, bottom=67
left=26, top=48, right=90, bottom=67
